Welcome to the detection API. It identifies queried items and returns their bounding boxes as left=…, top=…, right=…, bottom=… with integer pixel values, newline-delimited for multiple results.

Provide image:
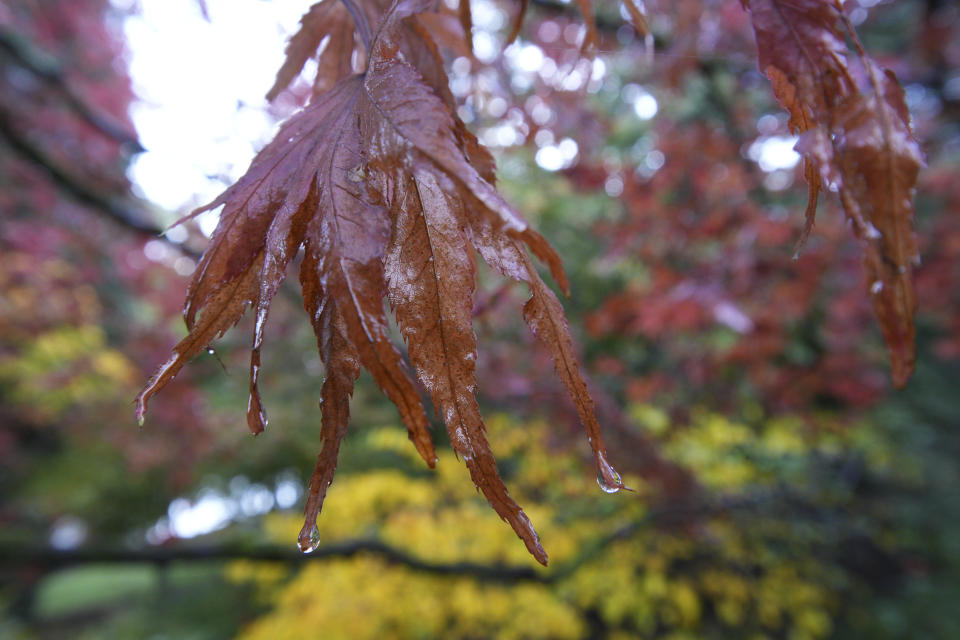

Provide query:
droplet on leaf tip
left=136, top=413, right=145, bottom=427
left=247, top=393, right=268, bottom=434
left=298, top=525, right=321, bottom=554
left=597, top=467, right=623, bottom=494
left=870, top=280, right=884, bottom=295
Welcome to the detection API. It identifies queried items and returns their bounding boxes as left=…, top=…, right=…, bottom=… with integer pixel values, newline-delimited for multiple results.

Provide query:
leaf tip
left=534, top=547, right=549, bottom=566
left=406, top=427, right=437, bottom=468
left=887, top=334, right=916, bottom=389
left=891, top=363, right=913, bottom=389
left=246, top=391, right=268, bottom=435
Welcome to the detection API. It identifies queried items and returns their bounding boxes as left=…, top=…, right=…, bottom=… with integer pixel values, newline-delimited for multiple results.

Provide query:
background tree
left=1, top=0, right=958, bottom=638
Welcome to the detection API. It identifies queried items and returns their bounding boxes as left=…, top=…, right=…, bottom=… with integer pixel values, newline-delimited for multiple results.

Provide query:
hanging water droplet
left=206, top=347, right=216, bottom=355
left=870, top=280, right=884, bottom=295
left=298, top=525, right=321, bottom=554
left=597, top=468, right=623, bottom=494
left=137, top=413, right=145, bottom=427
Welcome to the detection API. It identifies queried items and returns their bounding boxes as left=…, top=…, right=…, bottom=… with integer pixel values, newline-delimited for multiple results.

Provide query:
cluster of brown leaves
left=744, top=0, right=924, bottom=387
left=136, top=0, right=625, bottom=565
left=138, top=0, right=922, bottom=563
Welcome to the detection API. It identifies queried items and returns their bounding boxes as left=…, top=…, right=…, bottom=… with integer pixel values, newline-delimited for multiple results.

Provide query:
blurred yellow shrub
left=227, top=409, right=891, bottom=638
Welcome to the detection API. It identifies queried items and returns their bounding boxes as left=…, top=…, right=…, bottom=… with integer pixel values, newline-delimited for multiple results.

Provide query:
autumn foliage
left=745, top=0, right=923, bottom=387
left=137, top=0, right=922, bottom=563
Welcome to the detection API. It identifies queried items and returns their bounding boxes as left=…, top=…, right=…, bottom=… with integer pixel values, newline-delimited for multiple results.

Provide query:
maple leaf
left=137, top=0, right=622, bottom=565
left=266, top=0, right=358, bottom=101
left=744, top=0, right=923, bottom=387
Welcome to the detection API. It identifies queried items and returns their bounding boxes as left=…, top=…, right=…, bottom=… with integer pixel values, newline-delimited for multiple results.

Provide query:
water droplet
left=254, top=308, right=268, bottom=344
left=206, top=347, right=216, bottom=355
left=298, top=525, right=321, bottom=554
left=870, top=280, right=884, bottom=295
left=597, top=468, right=623, bottom=494
left=137, top=413, right=145, bottom=427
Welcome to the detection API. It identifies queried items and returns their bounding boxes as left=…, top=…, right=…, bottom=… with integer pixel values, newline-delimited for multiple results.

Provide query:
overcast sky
left=119, top=0, right=307, bottom=228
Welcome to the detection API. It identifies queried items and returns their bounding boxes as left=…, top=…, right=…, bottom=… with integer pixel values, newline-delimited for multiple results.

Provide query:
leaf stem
left=834, top=0, right=869, bottom=60
left=339, top=0, right=372, bottom=54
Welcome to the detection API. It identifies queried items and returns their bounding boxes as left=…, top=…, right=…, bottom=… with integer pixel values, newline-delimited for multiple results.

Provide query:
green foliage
left=0, top=325, right=136, bottom=419
left=30, top=564, right=257, bottom=640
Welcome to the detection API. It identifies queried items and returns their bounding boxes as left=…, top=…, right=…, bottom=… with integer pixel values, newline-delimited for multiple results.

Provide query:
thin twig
left=340, top=0, right=372, bottom=53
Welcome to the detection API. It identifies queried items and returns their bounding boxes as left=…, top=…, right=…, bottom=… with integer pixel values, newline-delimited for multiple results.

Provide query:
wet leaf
left=266, top=0, right=359, bottom=101
left=744, top=0, right=923, bottom=386
left=139, top=0, right=621, bottom=565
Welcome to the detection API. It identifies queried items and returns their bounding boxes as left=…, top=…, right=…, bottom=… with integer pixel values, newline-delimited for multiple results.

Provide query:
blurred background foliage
left=1, top=0, right=959, bottom=638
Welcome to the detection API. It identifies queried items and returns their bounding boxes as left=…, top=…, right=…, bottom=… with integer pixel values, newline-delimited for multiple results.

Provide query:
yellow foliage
left=229, top=412, right=864, bottom=638
left=238, top=558, right=583, bottom=640
left=0, top=324, right=136, bottom=418
left=629, top=403, right=671, bottom=435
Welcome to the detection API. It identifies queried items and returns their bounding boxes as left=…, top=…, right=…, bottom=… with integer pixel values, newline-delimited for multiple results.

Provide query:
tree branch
left=0, top=539, right=546, bottom=584
left=0, top=27, right=143, bottom=151
left=548, top=489, right=777, bottom=581
left=528, top=0, right=625, bottom=34
left=0, top=488, right=825, bottom=586
left=0, top=108, right=200, bottom=260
